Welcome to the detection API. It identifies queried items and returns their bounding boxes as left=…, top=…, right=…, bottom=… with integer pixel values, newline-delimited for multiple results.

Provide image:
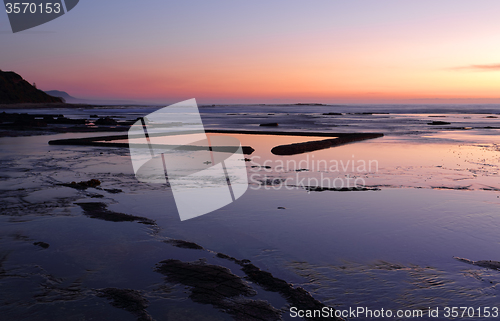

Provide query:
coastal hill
left=44, top=90, right=79, bottom=103
left=44, top=89, right=136, bottom=105
left=0, top=70, right=63, bottom=104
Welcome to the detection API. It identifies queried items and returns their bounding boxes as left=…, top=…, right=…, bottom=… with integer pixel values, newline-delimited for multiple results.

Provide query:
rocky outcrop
left=271, top=133, right=384, bottom=156
left=454, top=257, right=500, bottom=271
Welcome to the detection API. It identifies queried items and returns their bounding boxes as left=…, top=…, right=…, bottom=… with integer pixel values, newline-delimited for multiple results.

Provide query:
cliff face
left=0, top=70, right=63, bottom=104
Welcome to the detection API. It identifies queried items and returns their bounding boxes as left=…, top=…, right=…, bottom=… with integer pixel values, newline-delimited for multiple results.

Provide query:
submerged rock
left=75, top=202, right=155, bottom=225
left=241, top=263, right=327, bottom=317
left=214, top=253, right=344, bottom=321
left=62, top=179, right=101, bottom=189
left=454, top=257, right=500, bottom=271
left=164, top=239, right=204, bottom=250
left=33, top=241, right=49, bottom=249
left=96, top=288, right=152, bottom=321
left=155, top=259, right=282, bottom=320
left=103, top=188, right=123, bottom=194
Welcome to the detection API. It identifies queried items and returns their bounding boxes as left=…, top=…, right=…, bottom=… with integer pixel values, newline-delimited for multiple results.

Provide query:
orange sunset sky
left=1, top=0, right=500, bottom=104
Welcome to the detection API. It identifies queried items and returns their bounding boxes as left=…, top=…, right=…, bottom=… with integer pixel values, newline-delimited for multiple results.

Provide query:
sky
left=1, top=0, right=500, bottom=104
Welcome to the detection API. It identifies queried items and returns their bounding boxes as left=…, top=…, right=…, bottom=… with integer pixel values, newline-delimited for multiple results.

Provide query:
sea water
left=1, top=104, right=500, bottom=320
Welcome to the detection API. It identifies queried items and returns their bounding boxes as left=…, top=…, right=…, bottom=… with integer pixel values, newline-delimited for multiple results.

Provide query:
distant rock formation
left=44, top=90, right=78, bottom=103
left=45, top=89, right=136, bottom=105
left=0, top=70, right=63, bottom=104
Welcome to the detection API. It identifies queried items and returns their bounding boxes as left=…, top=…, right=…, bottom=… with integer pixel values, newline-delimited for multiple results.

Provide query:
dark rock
left=475, top=260, right=500, bottom=270
left=259, top=178, right=286, bottom=186
left=454, top=257, right=500, bottom=271
left=260, top=122, right=279, bottom=127
left=33, top=241, right=50, bottom=249
left=216, top=253, right=231, bottom=259
left=241, top=263, right=331, bottom=320
left=75, top=202, right=155, bottom=225
left=428, top=121, right=451, bottom=125
left=251, top=165, right=271, bottom=169
left=272, top=134, right=384, bottom=156
left=242, top=146, right=255, bottom=155
left=214, top=255, right=343, bottom=321
left=89, top=194, right=105, bottom=198
left=165, top=239, right=204, bottom=250
left=49, top=134, right=255, bottom=155
left=14, top=119, right=47, bottom=127
left=156, top=259, right=255, bottom=300
left=277, top=207, right=286, bottom=210
left=62, top=179, right=101, bottom=189
left=96, top=288, right=152, bottom=321
left=95, top=117, right=118, bottom=125
left=322, top=112, right=343, bottom=115
left=155, top=259, right=282, bottom=320
left=103, top=188, right=123, bottom=194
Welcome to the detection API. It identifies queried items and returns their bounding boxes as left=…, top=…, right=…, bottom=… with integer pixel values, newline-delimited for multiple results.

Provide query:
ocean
left=1, top=104, right=500, bottom=320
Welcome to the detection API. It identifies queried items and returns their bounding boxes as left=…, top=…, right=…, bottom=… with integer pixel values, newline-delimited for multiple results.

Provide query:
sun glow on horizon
left=3, top=0, right=500, bottom=104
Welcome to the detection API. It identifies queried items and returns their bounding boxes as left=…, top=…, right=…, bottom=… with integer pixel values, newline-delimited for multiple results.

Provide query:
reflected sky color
left=118, top=130, right=500, bottom=191
left=2, top=0, right=500, bottom=103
